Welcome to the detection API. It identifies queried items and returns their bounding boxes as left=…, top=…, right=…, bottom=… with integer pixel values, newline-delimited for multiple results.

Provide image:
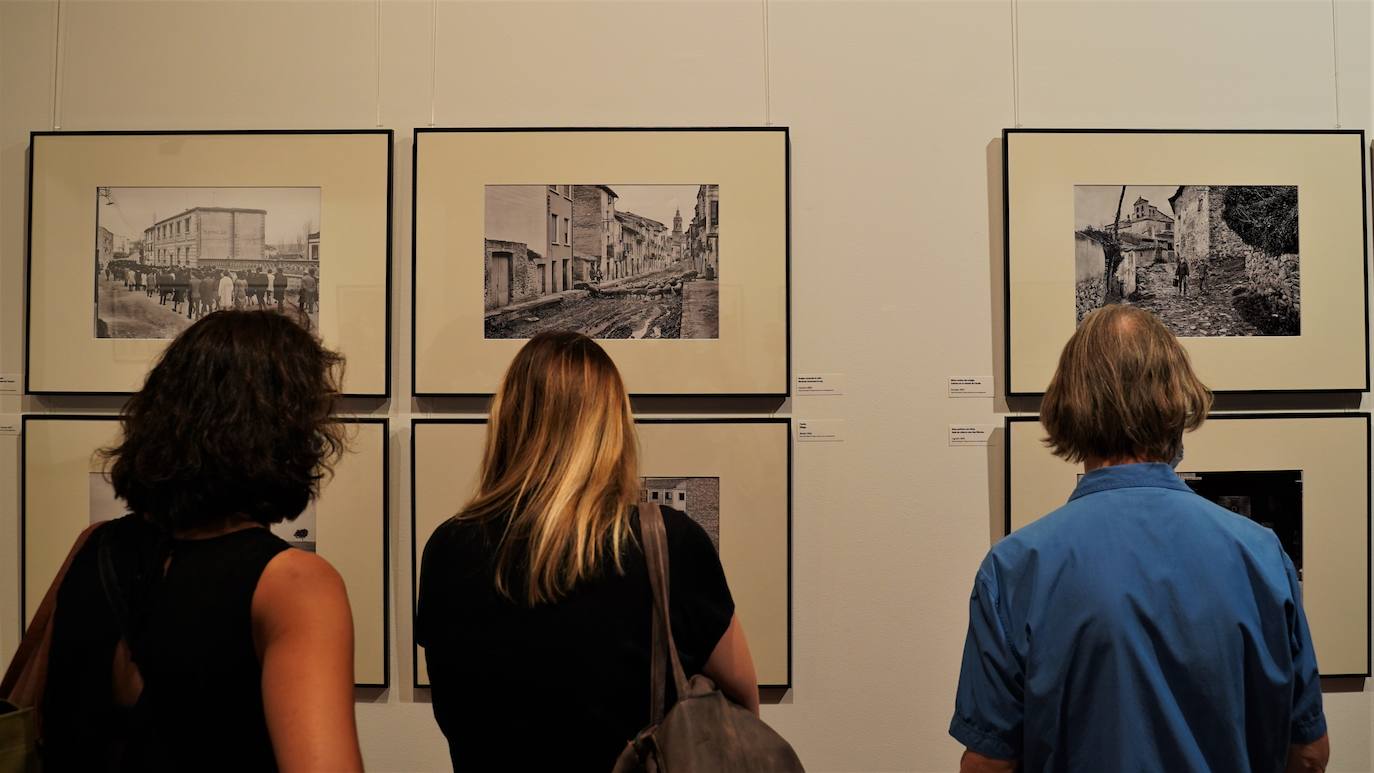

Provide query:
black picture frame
left=409, top=416, right=794, bottom=690
left=1002, top=128, right=1370, bottom=398
left=25, top=129, right=395, bottom=399
left=410, top=127, right=792, bottom=399
left=19, top=414, right=393, bottom=689
left=1003, top=411, right=1371, bottom=678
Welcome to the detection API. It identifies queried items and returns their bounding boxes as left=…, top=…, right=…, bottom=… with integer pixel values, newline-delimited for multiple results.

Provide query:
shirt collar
left=1068, top=462, right=1193, bottom=502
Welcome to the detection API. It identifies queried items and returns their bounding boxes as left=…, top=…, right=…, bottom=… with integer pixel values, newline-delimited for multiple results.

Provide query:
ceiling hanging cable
left=429, top=0, right=438, bottom=127
left=1010, top=0, right=1022, bottom=128
left=51, top=0, right=65, bottom=130
left=375, top=0, right=383, bottom=128
left=1329, top=0, right=1342, bottom=128
left=762, top=0, right=772, bottom=126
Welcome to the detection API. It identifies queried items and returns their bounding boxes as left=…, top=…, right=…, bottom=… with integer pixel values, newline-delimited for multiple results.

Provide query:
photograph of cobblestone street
left=1074, top=185, right=1299, bottom=336
left=484, top=184, right=719, bottom=339
left=641, top=476, right=720, bottom=550
left=94, top=187, right=322, bottom=339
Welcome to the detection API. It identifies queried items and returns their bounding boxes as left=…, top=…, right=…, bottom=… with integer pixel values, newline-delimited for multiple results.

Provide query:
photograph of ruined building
left=483, top=184, right=719, bottom=339
left=1074, top=185, right=1299, bottom=336
left=640, top=476, right=720, bottom=550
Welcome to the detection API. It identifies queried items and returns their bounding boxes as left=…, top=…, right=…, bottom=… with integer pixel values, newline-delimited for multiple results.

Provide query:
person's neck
left=1083, top=454, right=1154, bottom=473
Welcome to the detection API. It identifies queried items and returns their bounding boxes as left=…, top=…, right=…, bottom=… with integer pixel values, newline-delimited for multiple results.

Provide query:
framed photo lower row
left=1005, top=412, right=1370, bottom=677
left=411, top=417, right=792, bottom=689
left=21, top=415, right=390, bottom=687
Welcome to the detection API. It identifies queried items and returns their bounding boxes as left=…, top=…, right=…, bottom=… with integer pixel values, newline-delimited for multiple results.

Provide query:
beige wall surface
left=1, top=1, right=1371, bottom=771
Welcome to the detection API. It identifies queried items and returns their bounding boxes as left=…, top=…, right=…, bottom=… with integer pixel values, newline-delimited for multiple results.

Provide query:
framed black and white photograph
left=94, top=186, right=322, bottom=339
left=414, top=128, right=788, bottom=396
left=1006, top=413, right=1370, bottom=677
left=484, top=184, right=720, bottom=340
left=1005, top=129, right=1368, bottom=395
left=411, top=417, right=792, bottom=689
left=27, top=130, right=392, bottom=396
left=23, top=415, right=392, bottom=687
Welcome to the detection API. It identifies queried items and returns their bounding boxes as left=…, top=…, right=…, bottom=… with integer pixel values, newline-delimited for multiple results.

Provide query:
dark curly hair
left=100, top=310, right=347, bottom=532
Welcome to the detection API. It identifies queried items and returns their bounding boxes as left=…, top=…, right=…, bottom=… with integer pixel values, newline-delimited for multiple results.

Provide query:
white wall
left=1, top=1, right=1370, bottom=771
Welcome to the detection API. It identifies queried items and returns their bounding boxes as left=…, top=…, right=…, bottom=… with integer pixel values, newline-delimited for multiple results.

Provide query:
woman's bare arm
left=701, top=614, right=760, bottom=715
left=253, top=549, right=363, bottom=773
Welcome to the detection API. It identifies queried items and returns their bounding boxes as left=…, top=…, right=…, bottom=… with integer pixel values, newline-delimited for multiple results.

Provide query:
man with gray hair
left=951, top=305, right=1329, bottom=773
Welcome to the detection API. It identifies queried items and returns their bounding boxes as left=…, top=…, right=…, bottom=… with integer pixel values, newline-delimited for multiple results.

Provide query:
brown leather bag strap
left=1, top=521, right=103, bottom=715
left=640, top=502, right=688, bottom=725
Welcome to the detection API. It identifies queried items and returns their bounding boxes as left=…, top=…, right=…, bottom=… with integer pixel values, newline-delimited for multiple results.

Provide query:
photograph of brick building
left=641, top=476, right=721, bottom=550
left=484, top=184, right=719, bottom=340
left=1074, top=184, right=1299, bottom=336
left=94, top=186, right=321, bottom=339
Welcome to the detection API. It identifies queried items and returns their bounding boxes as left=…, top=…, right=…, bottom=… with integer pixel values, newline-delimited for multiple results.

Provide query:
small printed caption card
left=797, top=419, right=845, bottom=443
left=0, top=415, right=19, bottom=437
left=796, top=373, right=846, bottom=396
left=0, top=373, right=18, bottom=394
left=949, top=424, right=997, bottom=447
left=947, top=376, right=992, bottom=398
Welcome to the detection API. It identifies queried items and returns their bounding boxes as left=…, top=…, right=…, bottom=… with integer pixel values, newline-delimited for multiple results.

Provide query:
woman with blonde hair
left=417, top=330, right=759, bottom=771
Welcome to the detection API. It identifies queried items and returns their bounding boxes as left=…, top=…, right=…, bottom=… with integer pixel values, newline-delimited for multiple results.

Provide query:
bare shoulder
left=254, top=549, right=350, bottom=623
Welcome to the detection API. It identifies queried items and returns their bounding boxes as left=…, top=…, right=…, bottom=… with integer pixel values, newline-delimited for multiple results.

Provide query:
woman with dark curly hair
left=40, top=310, right=363, bottom=772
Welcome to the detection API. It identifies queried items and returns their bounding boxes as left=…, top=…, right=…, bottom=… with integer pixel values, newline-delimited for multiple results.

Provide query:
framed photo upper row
left=26, top=130, right=393, bottom=396
left=413, top=127, right=790, bottom=397
left=1006, top=413, right=1370, bottom=677
left=22, top=416, right=391, bottom=687
left=1004, top=129, right=1369, bottom=396
left=412, top=417, right=792, bottom=689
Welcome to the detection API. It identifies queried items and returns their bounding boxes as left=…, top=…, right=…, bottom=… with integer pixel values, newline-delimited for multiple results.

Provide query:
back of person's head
left=1041, top=304, right=1212, bottom=464
left=462, top=330, right=638, bottom=605
left=102, top=310, right=345, bottom=532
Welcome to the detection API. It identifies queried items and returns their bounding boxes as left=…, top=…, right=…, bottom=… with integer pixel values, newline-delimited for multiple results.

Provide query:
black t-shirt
left=415, top=507, right=734, bottom=772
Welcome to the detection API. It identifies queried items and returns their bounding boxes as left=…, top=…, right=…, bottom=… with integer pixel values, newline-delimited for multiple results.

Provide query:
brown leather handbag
left=612, top=503, right=804, bottom=773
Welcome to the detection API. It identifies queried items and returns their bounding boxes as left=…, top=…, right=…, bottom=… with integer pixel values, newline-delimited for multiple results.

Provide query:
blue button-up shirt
left=951, top=463, right=1325, bottom=772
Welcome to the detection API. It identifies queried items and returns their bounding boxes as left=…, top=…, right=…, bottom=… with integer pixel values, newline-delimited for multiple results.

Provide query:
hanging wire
left=762, top=0, right=772, bottom=126
left=429, top=0, right=438, bottom=127
left=1009, top=0, right=1022, bottom=128
left=51, top=0, right=65, bottom=130
left=1329, top=0, right=1342, bottom=128
left=375, top=0, right=383, bottom=128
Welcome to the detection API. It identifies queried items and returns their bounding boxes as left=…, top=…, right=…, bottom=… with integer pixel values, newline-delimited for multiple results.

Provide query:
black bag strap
left=640, top=502, right=688, bottom=725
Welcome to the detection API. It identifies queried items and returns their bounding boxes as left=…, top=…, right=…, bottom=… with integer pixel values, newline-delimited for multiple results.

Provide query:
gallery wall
left=2, top=1, right=1371, bottom=771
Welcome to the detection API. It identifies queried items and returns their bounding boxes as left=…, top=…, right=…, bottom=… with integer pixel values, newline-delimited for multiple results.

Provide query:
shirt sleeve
left=949, top=557, right=1023, bottom=760
left=414, top=525, right=452, bottom=651
left=1282, top=550, right=1326, bottom=745
left=664, top=511, right=735, bottom=676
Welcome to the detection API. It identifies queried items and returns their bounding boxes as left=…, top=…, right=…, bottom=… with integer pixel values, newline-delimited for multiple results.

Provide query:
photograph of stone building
left=1074, top=185, right=1299, bottom=336
left=484, top=184, right=719, bottom=340
left=94, top=186, right=321, bottom=339
left=640, top=476, right=721, bottom=550
left=1178, top=470, right=1303, bottom=577
left=88, top=471, right=317, bottom=552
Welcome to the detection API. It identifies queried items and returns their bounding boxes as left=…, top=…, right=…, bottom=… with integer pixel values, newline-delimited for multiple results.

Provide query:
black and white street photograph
left=641, top=476, right=720, bottom=550
left=1074, top=185, right=1300, bottom=336
left=483, top=184, right=719, bottom=340
left=94, top=187, right=322, bottom=339
left=1179, top=470, right=1303, bottom=577
left=88, top=471, right=317, bottom=552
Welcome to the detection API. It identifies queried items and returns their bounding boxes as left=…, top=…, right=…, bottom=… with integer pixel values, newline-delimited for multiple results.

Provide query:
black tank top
left=43, top=515, right=291, bottom=772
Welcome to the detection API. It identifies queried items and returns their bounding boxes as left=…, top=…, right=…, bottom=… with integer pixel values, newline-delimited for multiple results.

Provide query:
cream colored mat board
left=411, top=418, right=792, bottom=688
left=21, top=416, right=391, bottom=686
left=1005, top=413, right=1370, bottom=676
left=413, top=128, right=789, bottom=396
left=27, top=131, right=392, bottom=396
left=1005, top=129, right=1368, bottom=394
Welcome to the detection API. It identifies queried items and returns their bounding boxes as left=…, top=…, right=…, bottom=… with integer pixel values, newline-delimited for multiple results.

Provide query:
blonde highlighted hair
left=1041, top=304, right=1213, bottom=464
left=459, top=331, right=639, bottom=605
